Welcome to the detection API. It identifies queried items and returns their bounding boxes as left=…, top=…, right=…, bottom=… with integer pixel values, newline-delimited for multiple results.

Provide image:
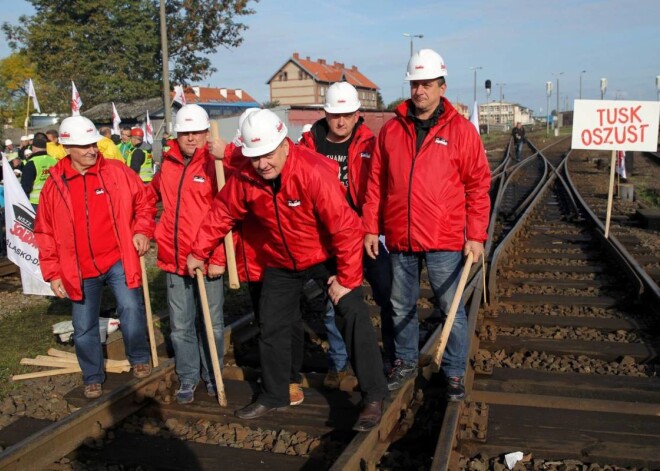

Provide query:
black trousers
left=257, top=261, right=388, bottom=407
left=248, top=281, right=303, bottom=384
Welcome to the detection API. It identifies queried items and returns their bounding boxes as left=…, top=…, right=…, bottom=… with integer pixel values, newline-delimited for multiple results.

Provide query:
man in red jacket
left=35, top=115, right=153, bottom=400
left=147, top=104, right=226, bottom=404
left=187, top=109, right=387, bottom=431
left=299, top=81, right=394, bottom=387
left=362, top=49, right=491, bottom=400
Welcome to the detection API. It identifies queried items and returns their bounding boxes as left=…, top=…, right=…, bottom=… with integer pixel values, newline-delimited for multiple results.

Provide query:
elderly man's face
left=177, top=129, right=209, bottom=157
left=249, top=140, right=289, bottom=180
left=66, top=144, right=99, bottom=173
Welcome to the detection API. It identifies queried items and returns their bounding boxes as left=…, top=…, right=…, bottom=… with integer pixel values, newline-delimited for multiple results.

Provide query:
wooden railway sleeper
left=458, top=402, right=488, bottom=442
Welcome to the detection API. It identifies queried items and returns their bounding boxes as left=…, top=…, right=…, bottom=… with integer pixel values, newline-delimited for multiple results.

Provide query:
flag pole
left=24, top=93, right=31, bottom=136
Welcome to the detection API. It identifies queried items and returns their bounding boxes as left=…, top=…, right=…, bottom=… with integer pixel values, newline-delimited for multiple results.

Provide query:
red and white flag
left=173, top=85, right=186, bottom=106
left=144, top=111, right=154, bottom=145
left=2, top=157, right=54, bottom=296
left=615, top=150, right=627, bottom=179
left=112, top=102, right=122, bottom=135
left=71, top=81, right=83, bottom=116
left=27, top=78, right=41, bottom=113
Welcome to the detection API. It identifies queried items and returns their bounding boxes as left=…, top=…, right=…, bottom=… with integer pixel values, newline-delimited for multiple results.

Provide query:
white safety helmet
left=232, top=108, right=260, bottom=146
left=174, top=104, right=210, bottom=133
left=404, top=49, right=448, bottom=81
left=58, top=116, right=102, bottom=146
left=240, top=109, right=288, bottom=158
left=4, top=139, right=12, bottom=146
left=20, top=136, right=28, bottom=142
left=27, top=134, right=34, bottom=140
left=324, top=82, right=361, bottom=114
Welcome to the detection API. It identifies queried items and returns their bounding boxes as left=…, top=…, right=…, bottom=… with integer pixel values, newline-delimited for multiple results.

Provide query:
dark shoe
left=353, top=400, right=383, bottom=432
left=235, top=401, right=288, bottom=420
left=387, top=359, right=418, bottom=391
left=132, top=362, right=152, bottom=379
left=176, top=383, right=197, bottom=404
left=84, top=383, right=102, bottom=399
left=446, top=376, right=465, bottom=401
left=206, top=382, right=217, bottom=397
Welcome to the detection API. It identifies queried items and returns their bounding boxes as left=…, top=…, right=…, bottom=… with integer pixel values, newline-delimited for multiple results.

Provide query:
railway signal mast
left=485, top=79, right=491, bottom=134
left=600, top=78, right=607, bottom=100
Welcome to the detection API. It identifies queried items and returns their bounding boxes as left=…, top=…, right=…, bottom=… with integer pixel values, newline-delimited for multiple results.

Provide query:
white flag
left=27, top=78, right=41, bottom=113
left=2, top=157, right=54, bottom=296
left=145, top=111, right=153, bottom=145
left=173, top=85, right=186, bottom=106
left=71, top=81, right=83, bottom=116
left=112, top=102, right=121, bottom=135
left=470, top=100, right=480, bottom=134
left=616, top=150, right=627, bottom=179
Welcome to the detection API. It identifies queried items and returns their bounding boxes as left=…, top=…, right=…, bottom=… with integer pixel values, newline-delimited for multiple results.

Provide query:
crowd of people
left=4, top=48, right=491, bottom=433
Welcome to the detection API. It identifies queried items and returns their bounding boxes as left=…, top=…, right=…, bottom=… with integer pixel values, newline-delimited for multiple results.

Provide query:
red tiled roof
left=169, top=86, right=258, bottom=104
left=267, top=53, right=379, bottom=90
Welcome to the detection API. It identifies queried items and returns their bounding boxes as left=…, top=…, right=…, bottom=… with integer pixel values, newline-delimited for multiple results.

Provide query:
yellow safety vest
left=30, top=154, right=57, bottom=205
left=127, top=147, right=154, bottom=182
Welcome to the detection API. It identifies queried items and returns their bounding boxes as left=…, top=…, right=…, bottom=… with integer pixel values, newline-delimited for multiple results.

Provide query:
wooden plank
left=486, top=313, right=640, bottom=331
left=479, top=336, right=653, bottom=361
left=497, top=293, right=619, bottom=307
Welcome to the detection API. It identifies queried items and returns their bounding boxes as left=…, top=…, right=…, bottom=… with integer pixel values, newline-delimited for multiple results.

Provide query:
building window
left=320, top=87, right=325, bottom=96
left=298, top=70, right=303, bottom=80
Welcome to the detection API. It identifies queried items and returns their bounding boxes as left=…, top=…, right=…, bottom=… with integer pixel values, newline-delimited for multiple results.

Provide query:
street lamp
left=553, top=72, right=564, bottom=130
left=655, top=76, right=660, bottom=101
left=485, top=79, right=491, bottom=135
left=470, top=66, right=482, bottom=102
left=403, top=33, right=423, bottom=58
left=496, top=82, right=506, bottom=126
left=546, top=81, right=553, bottom=136
left=579, top=70, right=586, bottom=99
left=600, top=78, right=607, bottom=100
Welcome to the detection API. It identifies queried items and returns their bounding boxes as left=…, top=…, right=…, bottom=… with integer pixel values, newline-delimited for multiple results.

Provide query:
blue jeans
left=390, top=251, right=468, bottom=378
left=325, top=241, right=394, bottom=369
left=166, top=272, right=224, bottom=385
left=515, top=141, right=523, bottom=160
left=72, top=261, right=150, bottom=385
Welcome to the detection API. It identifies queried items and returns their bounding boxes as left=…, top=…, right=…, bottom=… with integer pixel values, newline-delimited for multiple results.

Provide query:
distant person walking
left=512, top=122, right=526, bottom=161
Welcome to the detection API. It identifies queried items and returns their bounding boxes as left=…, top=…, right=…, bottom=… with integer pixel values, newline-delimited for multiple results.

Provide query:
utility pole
left=403, top=33, right=423, bottom=58
left=553, top=72, right=564, bottom=130
left=160, top=0, right=172, bottom=134
left=485, top=79, right=491, bottom=135
left=546, top=81, right=553, bottom=136
left=496, top=82, right=506, bottom=126
left=600, top=78, right=607, bottom=100
left=579, top=70, right=586, bottom=99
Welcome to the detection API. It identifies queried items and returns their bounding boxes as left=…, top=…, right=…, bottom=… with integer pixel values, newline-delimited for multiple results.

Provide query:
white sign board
left=572, top=99, right=659, bottom=151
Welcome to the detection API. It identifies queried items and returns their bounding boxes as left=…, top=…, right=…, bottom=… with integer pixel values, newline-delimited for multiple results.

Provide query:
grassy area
left=0, top=299, right=72, bottom=398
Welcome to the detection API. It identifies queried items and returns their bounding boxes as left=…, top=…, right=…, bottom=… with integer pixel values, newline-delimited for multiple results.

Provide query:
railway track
left=1, top=133, right=658, bottom=470
left=432, top=138, right=660, bottom=470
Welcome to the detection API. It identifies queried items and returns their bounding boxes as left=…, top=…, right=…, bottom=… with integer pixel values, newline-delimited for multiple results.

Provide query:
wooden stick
left=431, top=252, right=474, bottom=371
left=35, top=356, right=130, bottom=367
left=210, top=120, right=240, bottom=290
left=12, top=367, right=81, bottom=381
left=20, top=359, right=130, bottom=373
left=47, top=348, right=78, bottom=359
left=140, top=256, right=160, bottom=367
left=604, top=149, right=616, bottom=239
left=195, top=268, right=227, bottom=406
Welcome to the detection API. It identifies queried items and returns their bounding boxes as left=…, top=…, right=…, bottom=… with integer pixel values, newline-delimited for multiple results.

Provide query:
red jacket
left=223, top=142, right=266, bottom=283
left=35, top=155, right=154, bottom=301
left=147, top=140, right=225, bottom=275
left=362, top=98, right=491, bottom=252
left=299, top=117, right=375, bottom=215
left=192, top=139, right=364, bottom=288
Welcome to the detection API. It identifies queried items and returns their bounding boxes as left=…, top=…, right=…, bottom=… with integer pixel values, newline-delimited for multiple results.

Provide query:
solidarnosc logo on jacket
left=435, top=137, right=448, bottom=146
left=95, top=188, right=105, bottom=195
left=287, top=199, right=301, bottom=207
left=360, top=152, right=371, bottom=159
left=193, top=176, right=206, bottom=183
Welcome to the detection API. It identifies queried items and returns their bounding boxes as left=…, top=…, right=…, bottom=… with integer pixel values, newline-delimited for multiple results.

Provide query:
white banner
left=112, top=102, right=122, bottom=135
left=2, top=157, right=54, bottom=296
left=27, top=78, right=41, bottom=113
left=173, top=85, right=186, bottom=106
left=71, top=81, right=83, bottom=116
left=572, top=99, right=660, bottom=151
left=145, top=110, right=154, bottom=145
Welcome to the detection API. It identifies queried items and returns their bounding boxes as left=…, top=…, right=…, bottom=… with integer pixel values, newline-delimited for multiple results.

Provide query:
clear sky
left=2, top=0, right=659, bottom=116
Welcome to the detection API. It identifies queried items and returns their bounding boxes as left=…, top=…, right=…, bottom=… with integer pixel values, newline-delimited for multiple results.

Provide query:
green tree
left=376, top=91, right=384, bottom=110
left=0, top=52, right=41, bottom=127
left=2, top=0, right=257, bottom=112
left=386, top=98, right=405, bottom=111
